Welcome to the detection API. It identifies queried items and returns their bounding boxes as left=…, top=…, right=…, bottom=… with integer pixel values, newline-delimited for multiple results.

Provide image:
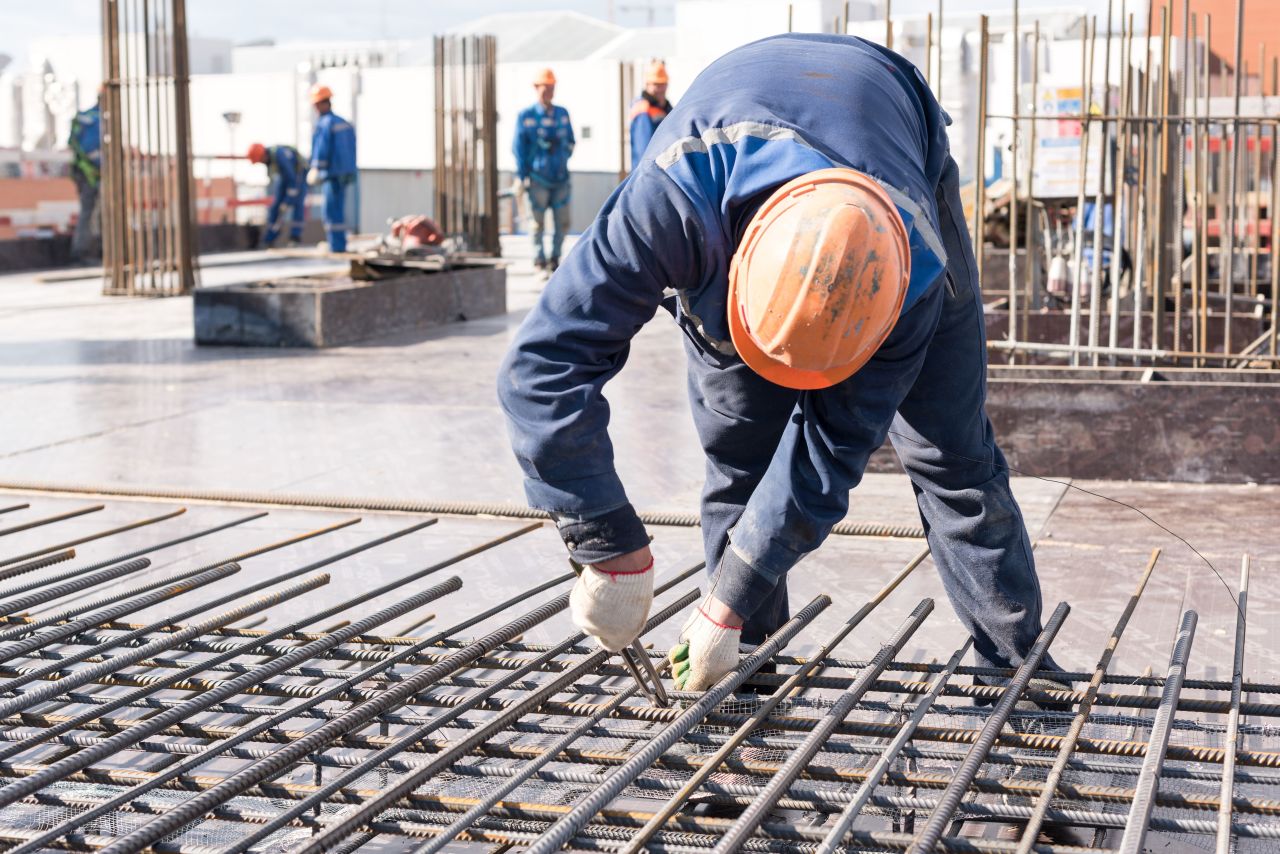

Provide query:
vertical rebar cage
left=99, top=0, right=199, bottom=297
left=433, top=34, right=501, bottom=257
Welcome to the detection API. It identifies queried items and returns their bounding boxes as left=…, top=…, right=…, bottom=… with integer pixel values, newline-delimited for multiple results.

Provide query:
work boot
left=548, top=257, right=560, bottom=273
left=533, top=255, right=547, bottom=271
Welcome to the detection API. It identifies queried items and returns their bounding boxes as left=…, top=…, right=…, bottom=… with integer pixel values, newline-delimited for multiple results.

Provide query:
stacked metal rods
left=0, top=496, right=1275, bottom=853
left=99, top=0, right=198, bottom=296
left=971, top=1, right=1279, bottom=368
left=433, top=34, right=500, bottom=256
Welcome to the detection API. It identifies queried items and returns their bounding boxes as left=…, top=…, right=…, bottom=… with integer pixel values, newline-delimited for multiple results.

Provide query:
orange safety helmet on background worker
left=629, top=60, right=673, bottom=170
left=498, top=34, right=1066, bottom=701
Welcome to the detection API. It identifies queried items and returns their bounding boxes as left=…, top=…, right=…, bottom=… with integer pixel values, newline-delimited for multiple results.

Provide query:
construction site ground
left=0, top=236, right=1276, bottom=685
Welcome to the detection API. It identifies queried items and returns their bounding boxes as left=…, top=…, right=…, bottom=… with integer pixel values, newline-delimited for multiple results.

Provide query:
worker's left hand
left=669, top=596, right=742, bottom=691
left=306, top=167, right=321, bottom=187
left=569, top=546, right=653, bottom=652
left=390, top=214, right=444, bottom=248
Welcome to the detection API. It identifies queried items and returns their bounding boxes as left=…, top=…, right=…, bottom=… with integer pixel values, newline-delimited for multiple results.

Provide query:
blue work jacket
left=499, top=33, right=951, bottom=560
left=311, top=111, right=357, bottom=180
left=513, top=103, right=575, bottom=186
left=69, top=103, right=102, bottom=185
left=268, top=145, right=307, bottom=193
left=629, top=93, right=673, bottom=170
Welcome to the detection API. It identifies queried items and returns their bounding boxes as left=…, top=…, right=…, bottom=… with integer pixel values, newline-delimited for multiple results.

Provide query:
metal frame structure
left=99, top=0, right=198, bottom=296
left=433, top=34, right=500, bottom=257
left=0, top=493, right=1274, bottom=853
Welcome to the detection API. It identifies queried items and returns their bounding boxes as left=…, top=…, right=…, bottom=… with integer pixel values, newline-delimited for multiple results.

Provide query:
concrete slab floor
left=0, top=237, right=1276, bottom=685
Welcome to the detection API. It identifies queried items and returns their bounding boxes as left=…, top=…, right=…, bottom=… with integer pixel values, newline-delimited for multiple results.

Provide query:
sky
left=0, top=0, right=1120, bottom=73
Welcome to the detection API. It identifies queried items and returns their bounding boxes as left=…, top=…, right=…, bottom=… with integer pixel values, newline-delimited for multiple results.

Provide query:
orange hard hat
left=246, top=142, right=267, bottom=164
left=309, top=83, right=333, bottom=105
left=645, top=61, right=669, bottom=85
left=533, top=67, right=556, bottom=86
left=727, top=168, right=911, bottom=390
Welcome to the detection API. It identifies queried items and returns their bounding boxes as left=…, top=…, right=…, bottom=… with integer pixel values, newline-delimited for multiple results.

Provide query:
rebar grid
left=0, top=495, right=1274, bottom=854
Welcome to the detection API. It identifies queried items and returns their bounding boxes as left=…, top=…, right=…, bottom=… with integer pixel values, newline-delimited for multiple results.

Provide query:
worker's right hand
left=669, top=596, right=742, bottom=691
left=569, top=546, right=653, bottom=652
left=306, top=167, right=321, bottom=187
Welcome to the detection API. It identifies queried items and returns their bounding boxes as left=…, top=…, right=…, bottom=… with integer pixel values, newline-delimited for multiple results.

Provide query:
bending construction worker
left=629, top=60, right=673, bottom=170
left=247, top=143, right=308, bottom=247
left=68, top=94, right=102, bottom=262
left=513, top=68, right=575, bottom=273
left=499, top=34, right=1064, bottom=695
left=307, top=84, right=358, bottom=252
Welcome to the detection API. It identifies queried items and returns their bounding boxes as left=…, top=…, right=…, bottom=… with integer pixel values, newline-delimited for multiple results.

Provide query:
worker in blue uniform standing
left=246, top=142, right=308, bottom=247
left=499, top=34, right=1067, bottom=698
left=628, top=61, right=674, bottom=170
left=68, top=95, right=102, bottom=262
left=307, top=84, right=357, bottom=253
left=513, top=68, right=575, bottom=273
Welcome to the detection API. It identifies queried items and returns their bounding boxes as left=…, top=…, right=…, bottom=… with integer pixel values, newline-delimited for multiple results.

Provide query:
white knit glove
left=306, top=167, right=321, bottom=187
left=669, top=603, right=742, bottom=691
left=569, top=559, right=653, bottom=652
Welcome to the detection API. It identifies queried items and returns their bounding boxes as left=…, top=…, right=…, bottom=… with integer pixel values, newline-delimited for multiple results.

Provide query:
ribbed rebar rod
left=1216, top=555, right=1250, bottom=854
left=717, top=598, right=936, bottom=852
left=0, top=483, right=924, bottom=538
left=1014, top=548, right=1161, bottom=853
left=1117, top=608, right=1198, bottom=854
left=97, top=574, right=682, bottom=854
left=243, top=586, right=702, bottom=854
left=0, top=507, right=185, bottom=569
left=0, top=503, right=103, bottom=540
left=0, top=549, right=75, bottom=587
left=522, top=594, right=832, bottom=854
left=0, top=574, right=464, bottom=816
left=0, top=572, right=329, bottom=718
left=623, top=548, right=930, bottom=853
left=907, top=601, right=1071, bottom=854
left=0, top=522, right=538, bottom=770
left=0, top=556, right=154, bottom=618
left=0, top=561, right=235, bottom=670
left=0, top=512, right=263, bottom=600
left=817, top=637, right=973, bottom=853
left=0, top=504, right=29, bottom=515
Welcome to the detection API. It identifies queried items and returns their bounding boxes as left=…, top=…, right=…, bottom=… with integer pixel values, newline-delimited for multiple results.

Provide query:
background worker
left=629, top=60, right=674, bottom=170
left=67, top=94, right=102, bottom=263
left=306, top=84, right=358, bottom=253
left=246, top=142, right=307, bottom=247
left=513, top=68, right=575, bottom=273
left=499, top=33, right=1064, bottom=695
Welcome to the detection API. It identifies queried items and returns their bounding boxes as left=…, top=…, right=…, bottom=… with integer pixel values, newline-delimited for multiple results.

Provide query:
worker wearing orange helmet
left=629, top=60, right=674, bottom=170
left=513, top=68, right=575, bottom=273
left=499, top=35, right=1064, bottom=695
left=307, top=83, right=358, bottom=252
left=246, top=142, right=308, bottom=247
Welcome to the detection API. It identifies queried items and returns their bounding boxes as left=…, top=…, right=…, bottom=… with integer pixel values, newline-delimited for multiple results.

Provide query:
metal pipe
left=1022, top=21, right=1039, bottom=319
left=1068, top=17, right=1097, bottom=364
left=623, top=548, right=930, bottom=853
left=907, top=600, right=1071, bottom=853
left=716, top=598, right=936, bottom=851
left=1088, top=1, right=1114, bottom=362
left=1222, top=0, right=1246, bottom=354
left=1117, top=608, right=1199, bottom=854
left=1216, top=555, right=1250, bottom=854
left=1013, top=548, right=1160, bottom=853
left=0, top=482, right=924, bottom=539
left=522, top=595, right=833, bottom=854
left=1151, top=6, right=1171, bottom=352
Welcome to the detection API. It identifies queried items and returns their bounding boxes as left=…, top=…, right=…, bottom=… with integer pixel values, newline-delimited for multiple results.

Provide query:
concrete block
left=194, top=264, right=506, bottom=348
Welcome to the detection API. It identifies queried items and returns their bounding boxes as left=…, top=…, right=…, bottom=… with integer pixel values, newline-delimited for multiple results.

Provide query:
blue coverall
left=68, top=102, right=101, bottom=261
left=513, top=103, right=575, bottom=264
left=311, top=110, right=357, bottom=252
left=498, top=34, right=1058, bottom=676
left=629, top=92, right=673, bottom=170
left=262, top=145, right=307, bottom=246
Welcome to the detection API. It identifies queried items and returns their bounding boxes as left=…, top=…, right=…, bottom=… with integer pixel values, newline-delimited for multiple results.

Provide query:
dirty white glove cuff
left=569, top=560, right=653, bottom=653
left=671, top=606, right=741, bottom=691
left=306, top=167, right=321, bottom=186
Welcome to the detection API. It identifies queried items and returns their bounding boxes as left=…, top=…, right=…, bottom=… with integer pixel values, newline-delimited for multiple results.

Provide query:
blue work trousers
left=322, top=175, right=356, bottom=252
left=265, top=181, right=305, bottom=246
left=526, top=180, right=571, bottom=262
left=686, top=155, right=1058, bottom=675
